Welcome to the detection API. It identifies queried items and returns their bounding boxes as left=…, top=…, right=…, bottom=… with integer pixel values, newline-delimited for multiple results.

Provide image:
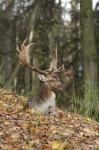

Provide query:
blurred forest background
left=0, top=0, right=99, bottom=120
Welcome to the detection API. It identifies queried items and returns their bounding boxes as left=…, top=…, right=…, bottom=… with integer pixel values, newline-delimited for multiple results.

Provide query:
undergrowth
left=70, top=83, right=99, bottom=121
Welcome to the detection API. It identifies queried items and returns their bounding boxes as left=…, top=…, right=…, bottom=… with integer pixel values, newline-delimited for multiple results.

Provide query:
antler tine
left=48, top=42, right=64, bottom=73
left=54, top=64, right=64, bottom=73
left=18, top=40, right=47, bottom=76
left=16, top=45, right=20, bottom=53
left=22, top=39, right=27, bottom=46
left=16, top=39, right=27, bottom=53
left=48, top=42, right=58, bottom=72
left=53, top=43, right=64, bottom=73
left=22, top=39, right=35, bottom=49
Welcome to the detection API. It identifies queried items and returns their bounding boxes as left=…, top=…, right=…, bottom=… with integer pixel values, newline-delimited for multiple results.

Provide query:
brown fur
left=39, top=83, right=52, bottom=100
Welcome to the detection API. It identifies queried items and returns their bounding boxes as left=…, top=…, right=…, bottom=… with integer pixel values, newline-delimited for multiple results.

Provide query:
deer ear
left=38, top=74, right=46, bottom=81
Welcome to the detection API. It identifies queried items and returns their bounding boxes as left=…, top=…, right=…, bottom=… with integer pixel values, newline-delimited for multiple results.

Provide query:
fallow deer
left=17, top=39, right=64, bottom=113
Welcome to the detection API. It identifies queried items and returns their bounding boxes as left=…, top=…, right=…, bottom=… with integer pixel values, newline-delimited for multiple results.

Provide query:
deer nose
left=59, top=84, right=65, bottom=90
left=63, top=84, right=67, bottom=91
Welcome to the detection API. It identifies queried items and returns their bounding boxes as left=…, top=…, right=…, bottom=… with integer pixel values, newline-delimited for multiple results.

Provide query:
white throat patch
left=34, top=92, right=56, bottom=113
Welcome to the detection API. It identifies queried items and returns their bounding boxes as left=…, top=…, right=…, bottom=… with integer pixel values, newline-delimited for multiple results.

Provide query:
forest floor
left=0, top=88, right=99, bottom=150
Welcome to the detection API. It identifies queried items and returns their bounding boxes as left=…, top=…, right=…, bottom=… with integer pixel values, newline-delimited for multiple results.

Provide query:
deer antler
left=48, top=43, right=64, bottom=73
left=17, top=39, right=47, bottom=75
left=17, top=40, right=64, bottom=75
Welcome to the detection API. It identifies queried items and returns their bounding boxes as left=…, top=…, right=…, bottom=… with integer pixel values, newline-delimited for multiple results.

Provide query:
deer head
left=17, top=40, right=64, bottom=92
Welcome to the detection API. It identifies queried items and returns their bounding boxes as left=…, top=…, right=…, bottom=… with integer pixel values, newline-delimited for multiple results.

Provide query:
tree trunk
left=0, top=19, right=16, bottom=90
left=81, top=0, right=98, bottom=116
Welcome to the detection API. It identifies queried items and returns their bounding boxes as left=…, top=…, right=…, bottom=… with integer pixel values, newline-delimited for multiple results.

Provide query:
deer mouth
left=51, top=84, right=65, bottom=92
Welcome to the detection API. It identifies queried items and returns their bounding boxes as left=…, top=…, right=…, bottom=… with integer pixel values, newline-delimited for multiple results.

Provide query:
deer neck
left=35, top=83, right=56, bottom=113
left=39, top=83, right=56, bottom=101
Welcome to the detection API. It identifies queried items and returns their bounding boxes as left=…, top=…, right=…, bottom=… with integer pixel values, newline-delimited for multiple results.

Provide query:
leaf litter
left=0, top=88, right=99, bottom=150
